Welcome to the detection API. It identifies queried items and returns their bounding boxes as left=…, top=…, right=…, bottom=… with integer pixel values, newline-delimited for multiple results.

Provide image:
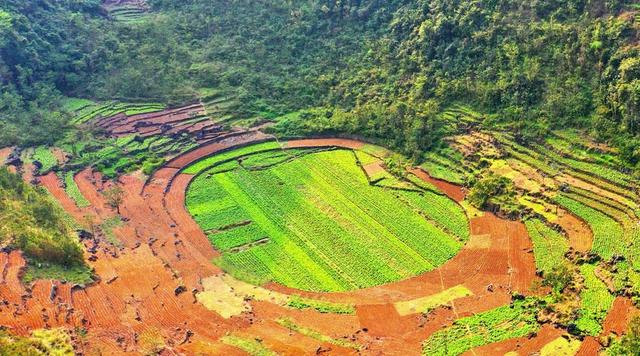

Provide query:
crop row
left=70, top=101, right=165, bottom=125
left=61, top=171, right=90, bottom=208
left=500, top=135, right=636, bottom=200
left=422, top=298, right=539, bottom=355
left=554, top=194, right=625, bottom=261
left=186, top=149, right=463, bottom=291
left=395, top=189, right=470, bottom=242
left=536, top=146, right=633, bottom=189
left=182, top=141, right=281, bottom=174
left=546, top=134, right=622, bottom=168
left=575, top=264, right=615, bottom=336
left=525, top=219, right=568, bottom=275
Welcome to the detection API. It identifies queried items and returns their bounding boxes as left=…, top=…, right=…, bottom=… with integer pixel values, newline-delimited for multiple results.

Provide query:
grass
left=575, top=264, right=615, bottom=336
left=539, top=336, right=582, bottom=355
left=525, top=219, right=569, bottom=275
left=276, top=318, right=361, bottom=350
left=286, top=296, right=355, bottom=314
left=419, top=161, right=465, bottom=184
left=100, top=216, right=123, bottom=247
left=422, top=298, right=540, bottom=355
left=220, top=335, right=275, bottom=356
left=0, top=328, right=75, bottom=355
left=186, top=148, right=464, bottom=292
left=394, top=285, right=473, bottom=316
left=22, top=263, right=93, bottom=285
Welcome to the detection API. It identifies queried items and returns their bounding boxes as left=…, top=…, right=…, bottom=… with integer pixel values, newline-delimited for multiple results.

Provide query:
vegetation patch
left=394, top=285, right=473, bottom=316
left=525, top=219, right=569, bottom=275
left=0, top=328, right=75, bottom=355
left=0, top=167, right=88, bottom=278
left=286, top=296, right=355, bottom=314
left=422, top=298, right=540, bottom=355
left=276, top=318, right=361, bottom=350
left=186, top=145, right=467, bottom=292
left=62, top=171, right=90, bottom=208
left=575, top=264, right=615, bottom=336
left=220, top=335, right=275, bottom=356
left=539, top=336, right=581, bottom=356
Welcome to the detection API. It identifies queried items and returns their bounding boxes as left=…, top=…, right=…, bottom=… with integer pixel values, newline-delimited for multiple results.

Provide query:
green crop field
left=525, top=219, right=568, bottom=275
left=62, top=171, right=90, bottom=208
left=31, top=146, right=58, bottom=174
left=575, top=264, right=615, bottom=336
left=422, top=298, right=540, bottom=355
left=554, top=194, right=626, bottom=260
left=186, top=146, right=467, bottom=292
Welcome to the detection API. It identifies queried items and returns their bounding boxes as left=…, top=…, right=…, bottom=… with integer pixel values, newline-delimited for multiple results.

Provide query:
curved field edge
left=183, top=141, right=470, bottom=292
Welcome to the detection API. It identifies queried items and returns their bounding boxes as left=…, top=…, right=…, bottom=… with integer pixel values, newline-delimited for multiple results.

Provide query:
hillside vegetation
left=0, top=0, right=638, bottom=169
left=0, top=167, right=88, bottom=282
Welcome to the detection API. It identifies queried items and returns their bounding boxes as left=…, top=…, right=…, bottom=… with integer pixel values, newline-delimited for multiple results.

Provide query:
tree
left=542, top=264, right=573, bottom=294
left=103, top=186, right=124, bottom=214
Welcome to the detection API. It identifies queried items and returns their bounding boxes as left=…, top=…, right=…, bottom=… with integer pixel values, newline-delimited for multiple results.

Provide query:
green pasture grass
left=61, top=97, right=95, bottom=112
left=22, top=262, right=93, bottom=285
left=419, top=160, right=466, bottom=184
left=186, top=148, right=464, bottom=292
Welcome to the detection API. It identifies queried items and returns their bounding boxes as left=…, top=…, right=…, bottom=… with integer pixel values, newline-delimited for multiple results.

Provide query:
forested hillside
left=0, top=0, right=639, bottom=163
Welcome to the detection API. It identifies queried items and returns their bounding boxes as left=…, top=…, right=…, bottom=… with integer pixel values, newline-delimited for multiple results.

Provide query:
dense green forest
left=0, top=0, right=639, bottom=166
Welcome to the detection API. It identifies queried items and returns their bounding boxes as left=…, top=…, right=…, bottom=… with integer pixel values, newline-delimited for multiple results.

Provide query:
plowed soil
left=0, top=135, right=554, bottom=355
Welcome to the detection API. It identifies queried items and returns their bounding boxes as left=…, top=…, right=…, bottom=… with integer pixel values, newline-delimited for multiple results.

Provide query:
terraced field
left=185, top=144, right=468, bottom=291
left=103, top=0, right=149, bottom=23
left=3, top=102, right=640, bottom=355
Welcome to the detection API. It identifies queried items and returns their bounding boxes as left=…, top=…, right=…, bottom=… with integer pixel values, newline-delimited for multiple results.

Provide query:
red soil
left=0, top=147, right=17, bottom=173
left=4, top=135, right=544, bottom=355
left=409, top=167, right=466, bottom=202
left=555, top=209, right=593, bottom=252
left=603, top=297, right=638, bottom=336
left=576, top=336, right=601, bottom=355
